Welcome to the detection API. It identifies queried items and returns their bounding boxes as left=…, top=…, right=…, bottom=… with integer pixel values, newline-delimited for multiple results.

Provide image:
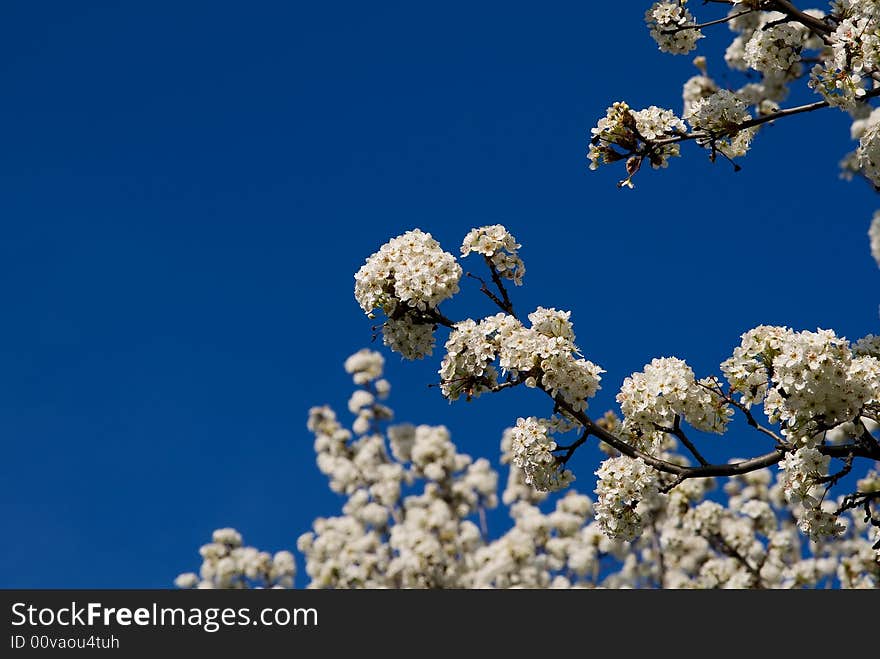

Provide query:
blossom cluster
left=354, top=229, right=462, bottom=359
left=588, top=101, right=687, bottom=187
left=616, top=0, right=880, bottom=249
left=438, top=307, right=603, bottom=411
left=617, top=357, right=731, bottom=450
left=460, top=225, right=526, bottom=286
left=870, top=211, right=880, bottom=266
left=743, top=23, right=807, bottom=74
left=684, top=89, right=756, bottom=158
left=594, top=456, right=661, bottom=541
left=354, top=229, right=460, bottom=315
left=809, top=2, right=880, bottom=108
left=508, top=416, right=574, bottom=492
left=174, top=528, right=295, bottom=589
left=645, top=1, right=703, bottom=54
left=722, top=326, right=880, bottom=444
left=176, top=349, right=880, bottom=589
left=778, top=448, right=846, bottom=540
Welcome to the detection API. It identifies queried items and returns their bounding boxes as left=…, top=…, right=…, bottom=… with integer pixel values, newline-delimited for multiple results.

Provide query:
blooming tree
left=176, top=1, right=880, bottom=589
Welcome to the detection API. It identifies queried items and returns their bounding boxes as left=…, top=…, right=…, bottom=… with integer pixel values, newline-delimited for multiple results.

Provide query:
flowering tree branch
left=177, top=1, right=880, bottom=591
left=661, top=9, right=754, bottom=34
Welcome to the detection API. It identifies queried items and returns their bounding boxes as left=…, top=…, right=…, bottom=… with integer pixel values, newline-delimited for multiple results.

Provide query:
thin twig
left=466, top=272, right=512, bottom=317
left=489, top=377, right=526, bottom=393
left=654, top=86, right=880, bottom=149
left=655, top=415, right=709, bottom=466
left=555, top=428, right=591, bottom=466
left=770, top=0, right=832, bottom=35
left=697, top=380, right=785, bottom=445
left=545, top=388, right=880, bottom=488
left=483, top=255, right=517, bottom=318
left=661, top=10, right=753, bottom=35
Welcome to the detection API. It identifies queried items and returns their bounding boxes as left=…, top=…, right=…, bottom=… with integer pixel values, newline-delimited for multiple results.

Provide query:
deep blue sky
left=1, top=1, right=876, bottom=587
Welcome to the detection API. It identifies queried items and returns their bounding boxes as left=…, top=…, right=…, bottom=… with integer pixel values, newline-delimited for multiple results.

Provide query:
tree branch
left=420, top=306, right=456, bottom=329
left=466, top=272, right=514, bottom=318
left=769, top=0, right=831, bottom=35
left=717, top=387, right=786, bottom=445
left=483, top=255, right=517, bottom=318
left=655, top=415, right=709, bottom=466
left=661, top=10, right=754, bottom=35
left=555, top=428, right=590, bottom=466
left=544, top=386, right=880, bottom=488
left=654, top=86, right=880, bottom=150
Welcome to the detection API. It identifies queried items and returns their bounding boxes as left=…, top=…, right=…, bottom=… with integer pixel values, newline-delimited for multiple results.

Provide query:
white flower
left=870, top=211, right=880, bottom=267
left=174, top=572, right=199, bottom=589
left=183, top=529, right=295, bottom=589
left=588, top=102, right=687, bottom=184
left=617, top=357, right=731, bottom=449
left=348, top=389, right=375, bottom=414
left=683, top=74, right=718, bottom=115
left=354, top=229, right=462, bottom=315
left=684, top=89, right=755, bottom=158
left=645, top=1, right=703, bottom=54
left=809, top=64, right=866, bottom=109
left=382, top=316, right=436, bottom=360
left=594, top=456, right=660, bottom=541
left=754, top=328, right=879, bottom=443
left=857, top=108, right=880, bottom=186
left=743, top=24, right=806, bottom=73
left=439, top=310, right=603, bottom=409
left=344, top=349, right=385, bottom=384
left=721, top=325, right=793, bottom=407
left=212, top=528, right=243, bottom=547
left=779, top=447, right=829, bottom=507
left=508, top=417, right=574, bottom=492
left=461, top=225, right=526, bottom=286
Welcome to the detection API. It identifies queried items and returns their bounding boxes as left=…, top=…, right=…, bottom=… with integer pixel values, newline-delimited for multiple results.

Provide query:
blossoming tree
left=176, top=1, right=880, bottom=589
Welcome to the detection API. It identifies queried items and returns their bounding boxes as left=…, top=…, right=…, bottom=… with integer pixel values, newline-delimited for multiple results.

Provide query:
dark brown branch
left=555, top=428, right=590, bottom=466
left=727, top=394, right=785, bottom=445
left=466, top=272, right=513, bottom=318
left=857, top=424, right=880, bottom=453
left=420, top=306, right=456, bottom=329
left=769, top=0, right=831, bottom=35
left=545, top=387, right=880, bottom=487
left=817, top=453, right=853, bottom=488
left=695, top=379, right=786, bottom=445
left=654, top=86, right=880, bottom=150
left=483, top=255, right=517, bottom=318
left=654, top=415, right=709, bottom=466
left=836, top=490, right=880, bottom=514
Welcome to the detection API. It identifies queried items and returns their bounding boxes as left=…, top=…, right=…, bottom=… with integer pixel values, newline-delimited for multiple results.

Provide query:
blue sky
left=1, top=1, right=876, bottom=587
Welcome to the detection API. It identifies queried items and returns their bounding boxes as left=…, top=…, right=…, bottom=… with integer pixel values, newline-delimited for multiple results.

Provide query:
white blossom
left=344, top=349, right=385, bottom=384
left=508, top=417, right=574, bottom=492
left=177, top=529, right=295, bottom=589
left=684, top=89, right=756, bottom=158
left=461, top=224, right=526, bottom=286
left=617, top=357, right=731, bottom=449
left=645, top=1, right=704, bottom=54
left=594, top=456, right=661, bottom=541
left=381, top=316, right=436, bottom=360
left=857, top=108, right=880, bottom=186
left=870, top=210, right=880, bottom=266
left=744, top=24, right=806, bottom=74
